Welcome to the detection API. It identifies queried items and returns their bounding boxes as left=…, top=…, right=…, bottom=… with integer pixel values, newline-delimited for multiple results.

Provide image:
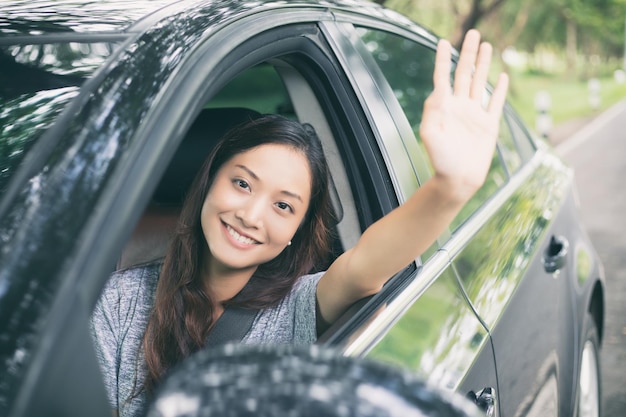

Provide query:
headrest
left=153, top=107, right=261, bottom=206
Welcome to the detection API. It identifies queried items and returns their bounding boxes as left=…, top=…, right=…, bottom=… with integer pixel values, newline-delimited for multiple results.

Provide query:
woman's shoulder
left=110, top=259, right=162, bottom=283
left=291, top=270, right=325, bottom=293
left=91, top=261, right=163, bottom=351
left=245, top=271, right=325, bottom=345
left=112, top=259, right=163, bottom=279
left=99, top=260, right=163, bottom=307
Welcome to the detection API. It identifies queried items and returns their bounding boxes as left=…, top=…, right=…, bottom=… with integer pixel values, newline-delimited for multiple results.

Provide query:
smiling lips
left=224, top=222, right=260, bottom=246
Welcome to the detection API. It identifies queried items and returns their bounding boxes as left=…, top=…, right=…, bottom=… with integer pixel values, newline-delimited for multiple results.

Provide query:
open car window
left=119, top=54, right=363, bottom=275
left=353, top=26, right=510, bottom=234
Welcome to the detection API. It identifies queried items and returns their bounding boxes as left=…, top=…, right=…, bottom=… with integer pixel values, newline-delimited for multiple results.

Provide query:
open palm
left=420, top=30, right=509, bottom=201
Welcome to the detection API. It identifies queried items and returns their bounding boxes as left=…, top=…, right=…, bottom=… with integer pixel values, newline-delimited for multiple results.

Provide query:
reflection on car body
left=0, top=1, right=604, bottom=417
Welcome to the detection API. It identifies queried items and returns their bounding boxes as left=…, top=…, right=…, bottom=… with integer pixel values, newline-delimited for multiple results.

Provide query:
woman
left=91, top=30, right=508, bottom=417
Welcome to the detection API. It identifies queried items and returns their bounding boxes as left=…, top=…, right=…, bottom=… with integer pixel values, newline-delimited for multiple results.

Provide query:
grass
left=505, top=71, right=626, bottom=129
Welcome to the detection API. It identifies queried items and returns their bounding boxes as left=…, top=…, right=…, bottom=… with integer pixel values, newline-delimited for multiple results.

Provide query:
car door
left=448, top=111, right=580, bottom=417
left=318, top=18, right=500, bottom=415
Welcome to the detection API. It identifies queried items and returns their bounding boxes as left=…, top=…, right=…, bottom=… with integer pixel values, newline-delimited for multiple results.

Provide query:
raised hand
left=318, top=30, right=510, bottom=324
left=419, top=29, right=509, bottom=203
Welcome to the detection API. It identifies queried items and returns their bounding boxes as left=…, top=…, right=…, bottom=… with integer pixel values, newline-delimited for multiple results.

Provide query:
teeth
left=226, top=224, right=257, bottom=245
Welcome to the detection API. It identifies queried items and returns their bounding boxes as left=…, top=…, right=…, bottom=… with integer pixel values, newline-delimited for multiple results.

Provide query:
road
left=555, top=100, right=626, bottom=417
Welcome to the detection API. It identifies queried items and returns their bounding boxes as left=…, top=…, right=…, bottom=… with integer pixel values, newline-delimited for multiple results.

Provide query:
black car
left=0, top=1, right=604, bottom=417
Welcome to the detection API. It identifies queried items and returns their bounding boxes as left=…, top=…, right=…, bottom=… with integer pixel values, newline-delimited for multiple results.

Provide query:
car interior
left=117, top=61, right=362, bottom=270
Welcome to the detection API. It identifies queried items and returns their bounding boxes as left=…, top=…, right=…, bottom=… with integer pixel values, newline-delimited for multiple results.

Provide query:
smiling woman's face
left=200, top=143, right=312, bottom=275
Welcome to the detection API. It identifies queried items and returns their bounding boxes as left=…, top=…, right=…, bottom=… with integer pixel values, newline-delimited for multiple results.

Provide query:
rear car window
left=506, top=111, right=536, bottom=160
left=356, top=27, right=434, bottom=174
left=354, top=27, right=509, bottom=233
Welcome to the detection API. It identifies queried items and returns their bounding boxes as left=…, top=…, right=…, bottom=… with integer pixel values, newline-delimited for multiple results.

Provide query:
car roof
left=0, top=0, right=406, bottom=38
left=0, top=0, right=176, bottom=35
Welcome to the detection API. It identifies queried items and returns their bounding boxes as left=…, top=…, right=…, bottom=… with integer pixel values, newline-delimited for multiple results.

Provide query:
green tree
left=374, top=0, right=507, bottom=47
left=378, top=0, right=626, bottom=67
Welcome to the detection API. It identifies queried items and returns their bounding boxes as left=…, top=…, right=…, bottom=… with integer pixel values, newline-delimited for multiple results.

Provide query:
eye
left=276, top=202, right=293, bottom=213
left=233, top=179, right=250, bottom=191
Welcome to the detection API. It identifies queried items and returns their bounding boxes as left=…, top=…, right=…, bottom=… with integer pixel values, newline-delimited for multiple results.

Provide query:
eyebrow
left=235, top=164, right=303, bottom=202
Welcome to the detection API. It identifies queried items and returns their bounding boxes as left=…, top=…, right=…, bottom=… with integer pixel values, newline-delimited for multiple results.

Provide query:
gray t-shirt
left=90, top=261, right=324, bottom=417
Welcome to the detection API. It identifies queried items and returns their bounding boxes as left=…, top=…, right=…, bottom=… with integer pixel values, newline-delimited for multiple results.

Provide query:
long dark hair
left=141, top=115, right=336, bottom=393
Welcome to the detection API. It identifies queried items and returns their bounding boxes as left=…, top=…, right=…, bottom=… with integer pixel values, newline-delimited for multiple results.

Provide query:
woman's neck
left=202, top=260, right=257, bottom=304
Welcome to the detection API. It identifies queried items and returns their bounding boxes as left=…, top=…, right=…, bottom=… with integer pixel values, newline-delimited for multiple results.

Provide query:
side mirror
left=146, top=344, right=483, bottom=417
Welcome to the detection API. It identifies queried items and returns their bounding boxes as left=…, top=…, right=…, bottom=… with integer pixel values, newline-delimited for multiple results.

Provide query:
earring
left=287, top=241, right=292, bottom=246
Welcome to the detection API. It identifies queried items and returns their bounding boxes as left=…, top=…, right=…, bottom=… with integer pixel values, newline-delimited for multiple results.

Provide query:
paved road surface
left=554, top=100, right=626, bottom=417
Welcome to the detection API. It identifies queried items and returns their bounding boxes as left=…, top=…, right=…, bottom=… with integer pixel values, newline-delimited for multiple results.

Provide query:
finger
left=470, top=42, right=492, bottom=102
left=454, top=29, right=481, bottom=97
left=433, top=39, right=452, bottom=96
left=487, top=72, right=509, bottom=117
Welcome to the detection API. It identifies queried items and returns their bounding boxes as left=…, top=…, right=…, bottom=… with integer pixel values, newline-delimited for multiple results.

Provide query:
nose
left=235, top=197, right=264, bottom=229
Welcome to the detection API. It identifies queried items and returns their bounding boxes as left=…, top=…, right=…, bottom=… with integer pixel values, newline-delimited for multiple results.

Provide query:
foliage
left=491, top=0, right=626, bottom=56
left=377, top=0, right=626, bottom=60
left=377, top=0, right=626, bottom=127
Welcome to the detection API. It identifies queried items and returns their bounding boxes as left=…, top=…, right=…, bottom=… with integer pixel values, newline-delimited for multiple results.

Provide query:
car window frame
left=91, top=10, right=415, bottom=385
left=189, top=22, right=420, bottom=346
left=92, top=12, right=428, bottom=375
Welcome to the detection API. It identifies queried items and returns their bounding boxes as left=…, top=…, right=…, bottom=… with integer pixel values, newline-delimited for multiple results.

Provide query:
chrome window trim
left=341, top=249, right=451, bottom=357
left=442, top=150, right=555, bottom=259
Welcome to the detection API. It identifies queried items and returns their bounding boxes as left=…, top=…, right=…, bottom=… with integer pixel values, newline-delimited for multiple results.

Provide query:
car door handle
left=467, top=387, right=496, bottom=417
left=543, top=235, right=569, bottom=273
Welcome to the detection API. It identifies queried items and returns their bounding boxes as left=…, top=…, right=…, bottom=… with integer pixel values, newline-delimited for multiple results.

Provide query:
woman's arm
left=317, top=29, right=509, bottom=323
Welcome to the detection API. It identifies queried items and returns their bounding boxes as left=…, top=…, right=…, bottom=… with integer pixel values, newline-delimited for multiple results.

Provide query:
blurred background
left=375, top=0, right=626, bottom=139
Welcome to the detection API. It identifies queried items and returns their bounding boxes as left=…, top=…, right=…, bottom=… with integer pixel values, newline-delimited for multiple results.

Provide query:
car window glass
left=450, top=151, right=507, bottom=230
left=354, top=27, right=508, bottom=235
left=366, top=266, right=492, bottom=390
left=355, top=27, right=441, bottom=258
left=506, top=111, right=536, bottom=160
left=498, top=116, right=522, bottom=174
left=0, top=42, right=115, bottom=195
